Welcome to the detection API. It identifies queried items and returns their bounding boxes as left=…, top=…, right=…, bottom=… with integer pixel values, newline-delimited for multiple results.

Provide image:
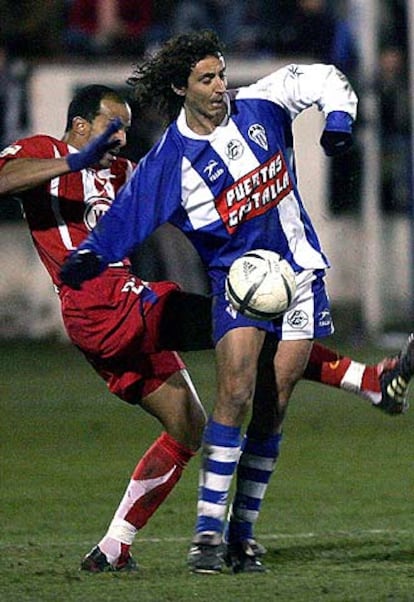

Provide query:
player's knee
left=216, top=376, right=255, bottom=423
left=187, top=399, right=207, bottom=450
left=277, top=374, right=300, bottom=402
left=167, top=391, right=207, bottom=451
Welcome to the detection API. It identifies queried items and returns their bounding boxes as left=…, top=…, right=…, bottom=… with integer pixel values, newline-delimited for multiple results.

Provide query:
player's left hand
left=320, top=111, right=353, bottom=157
left=60, top=249, right=104, bottom=289
left=67, top=117, right=123, bottom=172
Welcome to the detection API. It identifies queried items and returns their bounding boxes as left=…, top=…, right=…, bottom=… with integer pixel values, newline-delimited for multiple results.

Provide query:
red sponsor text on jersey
left=215, top=152, right=293, bottom=233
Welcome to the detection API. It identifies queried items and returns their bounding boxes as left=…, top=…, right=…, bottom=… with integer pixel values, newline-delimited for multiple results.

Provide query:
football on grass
left=225, top=249, right=297, bottom=320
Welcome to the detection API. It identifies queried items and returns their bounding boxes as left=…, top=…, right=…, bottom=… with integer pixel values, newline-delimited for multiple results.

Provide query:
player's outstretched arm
left=0, top=156, right=72, bottom=196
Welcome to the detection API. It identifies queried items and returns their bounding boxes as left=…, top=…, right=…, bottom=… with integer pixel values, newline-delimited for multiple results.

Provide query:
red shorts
left=59, top=267, right=185, bottom=403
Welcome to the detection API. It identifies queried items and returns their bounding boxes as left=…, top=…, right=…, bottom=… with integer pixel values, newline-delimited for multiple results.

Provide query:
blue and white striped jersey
left=80, top=63, right=357, bottom=294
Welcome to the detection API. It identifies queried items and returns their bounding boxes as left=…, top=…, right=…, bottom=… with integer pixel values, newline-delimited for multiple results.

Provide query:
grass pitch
left=1, top=339, right=414, bottom=601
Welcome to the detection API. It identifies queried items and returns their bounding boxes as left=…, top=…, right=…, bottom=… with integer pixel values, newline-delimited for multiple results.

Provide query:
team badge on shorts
left=286, top=309, right=309, bottom=329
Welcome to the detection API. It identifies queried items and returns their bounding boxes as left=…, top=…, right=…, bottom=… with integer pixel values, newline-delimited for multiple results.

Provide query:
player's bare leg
left=188, top=327, right=266, bottom=574
left=80, top=369, right=206, bottom=572
left=224, top=339, right=312, bottom=574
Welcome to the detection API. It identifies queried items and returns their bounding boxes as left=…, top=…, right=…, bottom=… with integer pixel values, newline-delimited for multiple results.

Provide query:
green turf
left=1, top=340, right=413, bottom=601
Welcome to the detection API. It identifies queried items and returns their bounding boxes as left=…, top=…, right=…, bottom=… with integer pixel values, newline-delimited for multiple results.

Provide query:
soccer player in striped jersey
left=60, top=32, right=413, bottom=574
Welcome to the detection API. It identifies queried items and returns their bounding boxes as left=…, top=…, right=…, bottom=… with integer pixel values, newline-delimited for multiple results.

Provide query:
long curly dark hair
left=127, top=30, right=225, bottom=124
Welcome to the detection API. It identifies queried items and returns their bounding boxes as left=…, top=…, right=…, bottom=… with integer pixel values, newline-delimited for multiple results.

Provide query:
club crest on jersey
left=84, top=198, right=112, bottom=231
left=226, top=139, right=244, bottom=160
left=248, top=124, right=268, bottom=151
left=203, top=159, right=224, bottom=182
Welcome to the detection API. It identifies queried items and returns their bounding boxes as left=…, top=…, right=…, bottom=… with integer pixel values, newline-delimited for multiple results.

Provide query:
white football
left=225, top=249, right=297, bottom=320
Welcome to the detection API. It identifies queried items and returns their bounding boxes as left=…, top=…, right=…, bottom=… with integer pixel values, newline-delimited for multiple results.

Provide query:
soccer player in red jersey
left=0, top=84, right=208, bottom=572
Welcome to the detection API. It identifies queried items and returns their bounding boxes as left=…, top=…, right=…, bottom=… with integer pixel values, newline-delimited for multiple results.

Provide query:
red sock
left=125, top=431, right=195, bottom=529
left=304, top=342, right=349, bottom=386
left=360, top=365, right=381, bottom=394
left=98, top=432, right=195, bottom=564
left=304, top=342, right=381, bottom=396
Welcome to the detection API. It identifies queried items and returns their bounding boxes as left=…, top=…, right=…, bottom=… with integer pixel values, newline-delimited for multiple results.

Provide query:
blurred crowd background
left=0, top=0, right=410, bottom=217
left=0, top=0, right=406, bottom=66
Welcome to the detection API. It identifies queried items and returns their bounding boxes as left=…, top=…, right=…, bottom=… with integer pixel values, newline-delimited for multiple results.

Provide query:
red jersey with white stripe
left=0, top=134, right=185, bottom=401
left=0, top=134, right=134, bottom=285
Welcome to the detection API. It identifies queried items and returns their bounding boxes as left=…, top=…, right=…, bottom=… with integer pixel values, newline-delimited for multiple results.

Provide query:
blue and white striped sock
left=195, top=419, right=242, bottom=536
left=225, top=432, right=282, bottom=543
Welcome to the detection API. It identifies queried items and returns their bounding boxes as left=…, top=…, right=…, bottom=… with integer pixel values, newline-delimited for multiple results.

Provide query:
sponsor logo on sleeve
left=287, top=65, right=304, bottom=79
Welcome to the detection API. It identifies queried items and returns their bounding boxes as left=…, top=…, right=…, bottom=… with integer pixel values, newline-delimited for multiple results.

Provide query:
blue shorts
left=212, top=269, right=334, bottom=345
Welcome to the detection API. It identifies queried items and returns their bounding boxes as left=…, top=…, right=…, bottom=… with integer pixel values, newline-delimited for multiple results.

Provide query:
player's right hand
left=67, top=117, right=122, bottom=172
left=320, top=111, right=353, bottom=157
left=60, top=249, right=104, bottom=289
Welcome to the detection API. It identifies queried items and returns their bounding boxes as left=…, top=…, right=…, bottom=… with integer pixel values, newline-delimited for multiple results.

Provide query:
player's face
left=181, top=55, right=227, bottom=134
left=88, top=99, right=132, bottom=167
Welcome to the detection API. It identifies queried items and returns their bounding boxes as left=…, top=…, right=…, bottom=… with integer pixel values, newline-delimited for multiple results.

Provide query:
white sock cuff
left=106, top=518, right=137, bottom=545
left=340, top=360, right=365, bottom=393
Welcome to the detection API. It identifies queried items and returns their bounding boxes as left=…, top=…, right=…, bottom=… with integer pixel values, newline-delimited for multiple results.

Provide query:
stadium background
left=0, top=0, right=412, bottom=343
left=2, top=3, right=414, bottom=601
